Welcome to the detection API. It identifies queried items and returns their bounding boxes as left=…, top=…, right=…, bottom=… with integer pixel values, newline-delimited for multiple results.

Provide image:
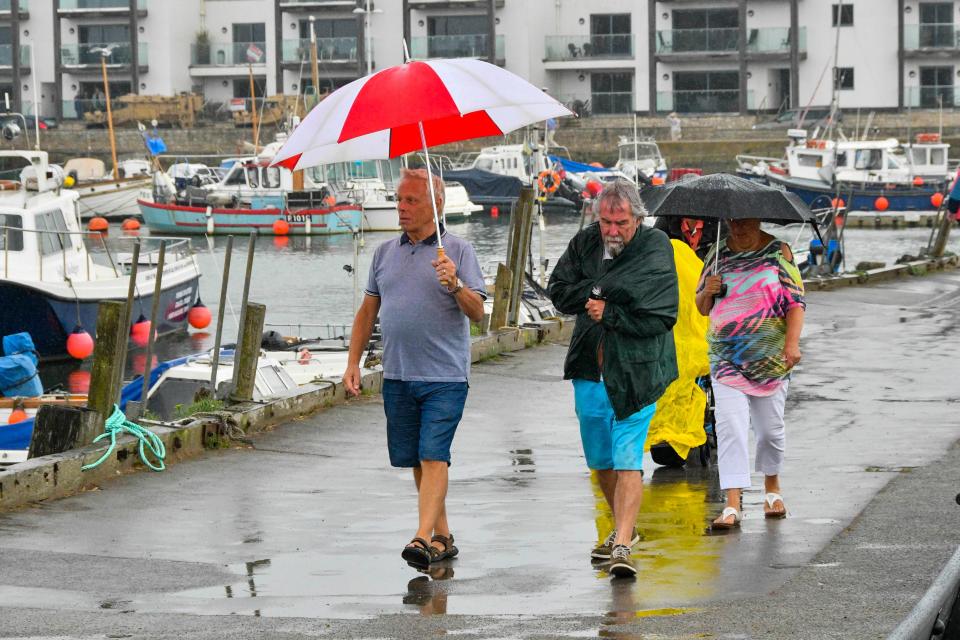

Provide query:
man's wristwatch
left=448, top=278, right=463, bottom=294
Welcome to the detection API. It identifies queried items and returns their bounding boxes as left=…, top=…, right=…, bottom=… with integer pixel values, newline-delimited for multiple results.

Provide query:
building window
left=673, top=70, right=739, bottom=112
left=919, top=3, right=954, bottom=48
left=834, top=67, right=854, bottom=90
left=590, top=72, right=632, bottom=114
left=426, top=15, right=488, bottom=58
left=920, top=65, right=954, bottom=107
left=232, top=23, right=266, bottom=45
left=233, top=77, right=266, bottom=99
left=78, top=24, right=131, bottom=65
left=831, top=4, right=854, bottom=27
left=590, top=14, right=631, bottom=56
left=670, top=9, right=738, bottom=53
left=299, top=19, right=357, bottom=40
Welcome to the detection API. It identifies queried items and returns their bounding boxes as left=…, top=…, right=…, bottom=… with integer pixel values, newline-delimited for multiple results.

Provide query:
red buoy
left=88, top=216, right=108, bottom=232
left=187, top=299, right=212, bottom=329
left=831, top=197, right=845, bottom=209
left=490, top=206, right=499, bottom=218
left=66, top=326, right=94, bottom=360
left=273, top=219, right=290, bottom=235
left=875, top=196, right=890, bottom=212
left=932, top=192, right=945, bottom=208
left=586, top=180, right=603, bottom=197
left=273, top=235, right=290, bottom=248
left=913, top=176, right=924, bottom=187
left=130, top=315, right=152, bottom=348
left=121, top=218, right=141, bottom=231
left=651, top=176, right=665, bottom=186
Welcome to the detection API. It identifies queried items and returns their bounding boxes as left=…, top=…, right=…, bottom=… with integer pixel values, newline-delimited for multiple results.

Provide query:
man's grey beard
left=605, top=237, right=624, bottom=257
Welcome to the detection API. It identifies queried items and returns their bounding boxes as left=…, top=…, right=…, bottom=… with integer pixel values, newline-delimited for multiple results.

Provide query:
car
left=752, top=107, right=842, bottom=130
left=0, top=114, right=59, bottom=131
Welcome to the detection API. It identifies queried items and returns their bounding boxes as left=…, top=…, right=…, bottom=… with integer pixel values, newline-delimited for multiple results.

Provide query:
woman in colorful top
left=695, top=218, right=805, bottom=529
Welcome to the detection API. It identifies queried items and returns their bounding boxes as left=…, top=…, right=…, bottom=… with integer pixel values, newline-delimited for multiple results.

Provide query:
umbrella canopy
left=639, top=173, right=814, bottom=225
left=272, top=58, right=573, bottom=170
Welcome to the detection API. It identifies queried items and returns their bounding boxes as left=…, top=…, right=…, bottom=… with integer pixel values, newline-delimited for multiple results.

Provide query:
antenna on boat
left=29, top=42, right=39, bottom=150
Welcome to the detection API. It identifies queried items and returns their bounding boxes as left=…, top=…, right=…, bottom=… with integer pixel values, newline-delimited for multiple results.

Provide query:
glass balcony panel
left=0, top=0, right=28, bottom=11
left=590, top=91, right=632, bottom=115
left=906, top=85, right=957, bottom=108
left=905, top=23, right=960, bottom=49
left=410, top=34, right=497, bottom=60
left=544, top=34, right=634, bottom=61
left=191, top=41, right=267, bottom=66
left=657, top=28, right=738, bottom=54
left=59, top=0, right=146, bottom=9
left=657, top=90, right=742, bottom=113
left=61, top=42, right=140, bottom=66
left=280, top=37, right=359, bottom=63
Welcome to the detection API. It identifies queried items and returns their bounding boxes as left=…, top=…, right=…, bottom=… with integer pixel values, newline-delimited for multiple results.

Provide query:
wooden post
left=113, top=240, right=140, bottom=401
left=30, top=405, right=102, bottom=456
left=87, top=300, right=128, bottom=422
left=489, top=262, right=512, bottom=331
left=231, top=302, right=266, bottom=403
left=508, top=187, right=536, bottom=326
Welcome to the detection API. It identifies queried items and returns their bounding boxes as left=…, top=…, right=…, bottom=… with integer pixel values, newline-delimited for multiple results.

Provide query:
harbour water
left=40, top=211, right=958, bottom=392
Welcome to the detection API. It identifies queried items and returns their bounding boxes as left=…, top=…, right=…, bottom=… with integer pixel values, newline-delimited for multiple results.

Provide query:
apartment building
left=3, top=0, right=959, bottom=121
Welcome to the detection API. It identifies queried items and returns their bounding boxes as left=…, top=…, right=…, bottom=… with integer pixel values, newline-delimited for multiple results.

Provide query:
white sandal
left=712, top=506, right=742, bottom=530
left=764, top=492, right=787, bottom=519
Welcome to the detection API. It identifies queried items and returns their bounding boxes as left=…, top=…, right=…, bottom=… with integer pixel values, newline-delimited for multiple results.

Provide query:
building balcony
left=0, top=43, right=30, bottom=70
left=60, top=42, right=148, bottom=71
left=905, top=85, right=960, bottom=108
left=0, top=0, right=29, bottom=19
left=407, top=0, right=505, bottom=9
left=656, top=27, right=805, bottom=61
left=280, top=37, right=359, bottom=66
left=410, top=34, right=504, bottom=63
left=591, top=91, right=633, bottom=115
left=58, top=0, right=147, bottom=17
left=190, top=41, right=267, bottom=72
left=657, top=89, right=754, bottom=113
left=904, top=23, right=960, bottom=56
left=543, top=34, right=634, bottom=70
left=278, top=0, right=358, bottom=12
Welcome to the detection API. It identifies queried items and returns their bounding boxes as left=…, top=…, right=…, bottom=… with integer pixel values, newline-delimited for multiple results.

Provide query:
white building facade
left=0, top=0, right=955, bottom=121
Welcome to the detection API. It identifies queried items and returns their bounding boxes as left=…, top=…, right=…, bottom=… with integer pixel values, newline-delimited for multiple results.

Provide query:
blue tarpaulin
left=548, top=155, right=609, bottom=173
left=0, top=333, right=42, bottom=397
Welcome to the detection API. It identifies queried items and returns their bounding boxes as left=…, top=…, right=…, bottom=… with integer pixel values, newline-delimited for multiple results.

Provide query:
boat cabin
left=470, top=144, right=548, bottom=182
left=614, top=137, right=667, bottom=180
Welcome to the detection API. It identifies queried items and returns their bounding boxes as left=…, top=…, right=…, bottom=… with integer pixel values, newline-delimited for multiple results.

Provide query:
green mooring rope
left=81, top=405, right=166, bottom=472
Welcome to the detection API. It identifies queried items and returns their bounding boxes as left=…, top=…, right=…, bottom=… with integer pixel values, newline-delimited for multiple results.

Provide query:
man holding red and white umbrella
left=272, top=55, right=572, bottom=571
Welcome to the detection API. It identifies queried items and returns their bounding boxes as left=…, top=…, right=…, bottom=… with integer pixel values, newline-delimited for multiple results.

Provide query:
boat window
left=930, top=147, right=946, bottom=166
left=836, top=151, right=848, bottom=167
left=620, top=144, right=659, bottom=161
left=224, top=166, right=246, bottom=186
left=885, top=153, right=904, bottom=170
left=0, top=214, right=23, bottom=251
left=263, top=167, right=281, bottom=188
left=796, top=153, right=822, bottom=168
left=246, top=167, right=259, bottom=188
left=35, top=210, right=68, bottom=256
left=910, top=147, right=928, bottom=166
left=854, top=149, right=882, bottom=171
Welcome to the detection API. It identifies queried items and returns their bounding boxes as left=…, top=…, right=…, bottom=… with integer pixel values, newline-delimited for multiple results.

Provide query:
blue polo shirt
left=365, top=226, right=487, bottom=382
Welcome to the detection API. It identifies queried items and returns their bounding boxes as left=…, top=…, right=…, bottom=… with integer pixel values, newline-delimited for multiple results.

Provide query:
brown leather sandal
left=430, top=533, right=459, bottom=561
left=401, top=537, right=432, bottom=569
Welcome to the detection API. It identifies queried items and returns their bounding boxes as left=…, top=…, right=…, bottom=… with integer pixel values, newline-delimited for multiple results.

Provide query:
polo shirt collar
left=400, top=223, right=446, bottom=246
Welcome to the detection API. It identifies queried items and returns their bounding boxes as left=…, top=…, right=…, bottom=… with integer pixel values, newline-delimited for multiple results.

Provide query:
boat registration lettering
left=284, top=213, right=311, bottom=223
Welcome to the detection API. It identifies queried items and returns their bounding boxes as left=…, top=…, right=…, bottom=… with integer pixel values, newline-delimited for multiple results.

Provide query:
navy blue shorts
left=382, top=379, right=468, bottom=468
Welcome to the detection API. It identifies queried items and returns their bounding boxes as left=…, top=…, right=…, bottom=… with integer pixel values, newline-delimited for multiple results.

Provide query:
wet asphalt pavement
left=1, top=270, right=960, bottom=639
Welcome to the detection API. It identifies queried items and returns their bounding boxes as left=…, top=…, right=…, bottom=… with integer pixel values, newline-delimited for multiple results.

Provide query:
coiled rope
left=81, top=405, right=166, bottom=472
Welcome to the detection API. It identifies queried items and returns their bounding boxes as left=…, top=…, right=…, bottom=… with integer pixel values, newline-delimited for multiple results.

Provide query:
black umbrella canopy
left=640, top=173, right=814, bottom=224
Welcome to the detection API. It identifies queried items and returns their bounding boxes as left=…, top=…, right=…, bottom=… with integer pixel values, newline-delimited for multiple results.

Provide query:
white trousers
left=713, top=379, right=789, bottom=490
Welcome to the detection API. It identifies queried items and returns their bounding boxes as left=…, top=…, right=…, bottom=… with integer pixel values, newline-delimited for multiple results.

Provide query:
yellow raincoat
left=645, top=240, right=710, bottom=459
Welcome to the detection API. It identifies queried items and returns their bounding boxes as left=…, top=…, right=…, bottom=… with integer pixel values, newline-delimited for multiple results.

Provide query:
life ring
left=0, top=180, right=20, bottom=191
left=537, top=169, right=561, bottom=194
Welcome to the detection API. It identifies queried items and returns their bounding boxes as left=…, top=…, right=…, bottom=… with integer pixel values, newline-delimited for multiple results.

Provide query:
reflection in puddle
left=222, top=558, right=271, bottom=617
left=402, top=566, right=455, bottom=616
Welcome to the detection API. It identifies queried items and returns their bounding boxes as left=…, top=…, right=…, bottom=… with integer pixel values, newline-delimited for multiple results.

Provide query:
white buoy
left=205, top=206, right=214, bottom=235
left=305, top=214, right=311, bottom=235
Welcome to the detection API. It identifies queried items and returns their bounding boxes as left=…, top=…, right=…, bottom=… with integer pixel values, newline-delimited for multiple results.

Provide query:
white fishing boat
left=613, top=136, right=668, bottom=183
left=64, top=157, right=151, bottom=221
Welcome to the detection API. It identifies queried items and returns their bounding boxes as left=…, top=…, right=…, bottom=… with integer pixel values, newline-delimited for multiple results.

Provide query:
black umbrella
left=640, top=173, right=823, bottom=295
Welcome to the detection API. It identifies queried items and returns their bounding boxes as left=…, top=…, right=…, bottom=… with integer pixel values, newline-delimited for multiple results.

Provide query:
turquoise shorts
left=572, top=379, right=655, bottom=471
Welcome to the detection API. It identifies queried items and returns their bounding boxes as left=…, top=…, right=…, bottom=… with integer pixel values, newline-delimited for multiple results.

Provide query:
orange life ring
left=0, top=179, right=20, bottom=191
left=537, top=169, right=560, bottom=194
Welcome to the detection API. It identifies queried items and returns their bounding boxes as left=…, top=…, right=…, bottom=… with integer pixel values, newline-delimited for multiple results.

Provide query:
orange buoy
left=88, top=216, right=108, bottom=232
left=834, top=215, right=845, bottom=228
left=8, top=407, right=27, bottom=424
left=586, top=180, right=603, bottom=197
left=130, top=315, right=152, bottom=348
left=66, top=326, right=94, bottom=360
left=913, top=176, right=924, bottom=187
left=490, top=206, right=499, bottom=218
left=323, top=195, right=336, bottom=207
left=273, top=219, right=290, bottom=235
left=651, top=176, right=666, bottom=186
left=187, top=298, right=212, bottom=329
left=931, top=192, right=945, bottom=208
left=830, top=197, right=845, bottom=209
left=874, top=196, right=890, bottom=212
left=121, top=218, right=141, bottom=231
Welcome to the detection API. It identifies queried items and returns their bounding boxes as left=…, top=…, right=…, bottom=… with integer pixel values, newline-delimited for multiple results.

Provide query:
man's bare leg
left=413, top=466, right=450, bottom=543
left=413, top=461, right=449, bottom=548
left=596, top=469, right=618, bottom=517
left=612, top=470, right=642, bottom=546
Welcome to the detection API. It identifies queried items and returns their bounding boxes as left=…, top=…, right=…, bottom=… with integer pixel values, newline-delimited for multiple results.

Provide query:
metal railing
left=0, top=0, right=28, bottom=12
left=280, top=37, right=358, bottom=63
left=657, top=89, right=755, bottom=113
left=904, top=23, right=960, bottom=50
left=544, top=34, right=634, bottom=61
left=410, top=34, right=504, bottom=60
left=1, top=225, right=192, bottom=284
left=59, top=0, right=146, bottom=9
left=591, top=92, right=633, bottom=115
left=60, top=42, right=148, bottom=67
left=190, top=41, right=267, bottom=66
left=0, top=44, right=31, bottom=67
left=905, top=85, right=960, bottom=108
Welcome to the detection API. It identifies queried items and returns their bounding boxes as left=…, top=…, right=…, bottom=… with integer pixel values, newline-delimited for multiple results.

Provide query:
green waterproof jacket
left=548, top=223, right=679, bottom=420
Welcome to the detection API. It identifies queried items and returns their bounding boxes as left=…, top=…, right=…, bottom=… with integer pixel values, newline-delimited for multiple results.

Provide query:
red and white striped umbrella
left=272, top=58, right=573, bottom=170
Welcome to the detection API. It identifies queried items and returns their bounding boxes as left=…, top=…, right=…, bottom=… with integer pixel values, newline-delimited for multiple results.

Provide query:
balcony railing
left=591, top=91, right=633, bottom=115
left=747, top=27, right=805, bottom=53
left=190, top=41, right=267, bottom=66
left=60, top=42, right=147, bottom=67
left=281, top=37, right=358, bottom=63
left=657, top=28, right=738, bottom=54
left=0, top=0, right=29, bottom=12
left=410, top=34, right=504, bottom=61
left=59, top=0, right=146, bottom=10
left=545, top=34, right=634, bottom=61
left=657, top=89, right=754, bottom=113
left=904, top=23, right=960, bottom=50
left=0, top=44, right=30, bottom=67
left=905, top=85, right=959, bottom=108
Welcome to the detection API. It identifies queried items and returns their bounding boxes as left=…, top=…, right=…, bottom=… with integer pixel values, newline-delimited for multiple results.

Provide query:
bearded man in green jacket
left=548, top=179, right=679, bottom=579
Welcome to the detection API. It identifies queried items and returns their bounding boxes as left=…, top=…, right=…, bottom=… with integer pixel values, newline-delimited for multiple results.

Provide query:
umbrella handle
left=437, top=246, right=449, bottom=286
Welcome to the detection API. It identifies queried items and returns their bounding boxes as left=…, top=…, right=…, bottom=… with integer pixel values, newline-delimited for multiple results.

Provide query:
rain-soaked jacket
left=548, top=223, right=679, bottom=420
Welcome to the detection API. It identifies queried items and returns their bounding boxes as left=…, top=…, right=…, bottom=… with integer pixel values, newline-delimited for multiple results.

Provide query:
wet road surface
left=2, top=270, right=960, bottom=638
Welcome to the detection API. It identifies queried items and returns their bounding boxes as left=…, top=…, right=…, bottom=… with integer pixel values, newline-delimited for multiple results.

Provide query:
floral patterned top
left=700, top=238, right=806, bottom=396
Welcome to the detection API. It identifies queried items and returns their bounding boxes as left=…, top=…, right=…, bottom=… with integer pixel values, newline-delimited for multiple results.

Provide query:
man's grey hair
left=399, top=168, right=445, bottom=213
left=592, top=178, right=647, bottom=221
